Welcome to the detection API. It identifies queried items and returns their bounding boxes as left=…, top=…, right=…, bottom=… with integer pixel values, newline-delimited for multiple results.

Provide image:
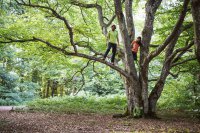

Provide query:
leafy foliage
left=0, top=0, right=199, bottom=118
left=27, top=96, right=126, bottom=114
left=158, top=61, right=200, bottom=118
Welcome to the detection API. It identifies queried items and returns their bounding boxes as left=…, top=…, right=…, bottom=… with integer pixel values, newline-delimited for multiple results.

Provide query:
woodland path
left=0, top=109, right=200, bottom=133
left=0, top=106, right=13, bottom=112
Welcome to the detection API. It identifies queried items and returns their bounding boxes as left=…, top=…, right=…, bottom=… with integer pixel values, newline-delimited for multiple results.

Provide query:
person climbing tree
left=103, top=25, right=119, bottom=65
left=131, top=36, right=142, bottom=61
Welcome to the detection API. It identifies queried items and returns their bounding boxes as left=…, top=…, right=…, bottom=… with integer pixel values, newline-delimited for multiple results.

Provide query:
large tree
left=0, top=0, right=198, bottom=117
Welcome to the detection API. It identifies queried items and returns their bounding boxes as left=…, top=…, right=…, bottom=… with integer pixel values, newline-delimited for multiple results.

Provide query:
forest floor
left=0, top=108, right=200, bottom=133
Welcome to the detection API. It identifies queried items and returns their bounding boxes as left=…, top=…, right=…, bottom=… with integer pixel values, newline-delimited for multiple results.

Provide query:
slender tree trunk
left=32, top=69, right=39, bottom=83
left=148, top=31, right=182, bottom=116
left=148, top=0, right=190, bottom=116
left=191, top=0, right=200, bottom=63
left=46, top=80, right=50, bottom=98
left=51, top=80, right=58, bottom=97
left=148, top=70, right=169, bottom=115
left=60, top=84, right=64, bottom=97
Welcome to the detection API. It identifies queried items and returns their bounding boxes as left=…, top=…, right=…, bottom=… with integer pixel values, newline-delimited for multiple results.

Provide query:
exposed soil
left=0, top=110, right=199, bottom=133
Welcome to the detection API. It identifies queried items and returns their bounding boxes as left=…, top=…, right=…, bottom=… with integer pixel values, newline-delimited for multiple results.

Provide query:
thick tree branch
left=0, top=38, right=36, bottom=43
left=0, top=37, right=130, bottom=78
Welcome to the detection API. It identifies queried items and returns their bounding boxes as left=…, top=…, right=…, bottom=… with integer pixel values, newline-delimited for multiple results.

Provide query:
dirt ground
left=0, top=111, right=200, bottom=133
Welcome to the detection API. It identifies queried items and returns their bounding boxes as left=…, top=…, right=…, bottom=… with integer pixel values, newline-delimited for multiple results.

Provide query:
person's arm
left=106, top=32, right=110, bottom=44
left=117, top=36, right=120, bottom=47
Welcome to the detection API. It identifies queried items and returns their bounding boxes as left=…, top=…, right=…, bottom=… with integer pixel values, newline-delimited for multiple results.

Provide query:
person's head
left=136, top=36, right=142, bottom=42
left=111, top=25, right=116, bottom=31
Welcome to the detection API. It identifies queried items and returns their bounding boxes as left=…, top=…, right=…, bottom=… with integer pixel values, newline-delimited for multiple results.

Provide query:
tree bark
left=51, top=80, right=58, bottom=97
left=149, top=41, right=194, bottom=114
left=191, top=0, right=200, bottom=63
left=148, top=0, right=190, bottom=114
left=71, top=1, right=116, bottom=35
left=125, top=0, right=135, bottom=41
left=140, top=0, right=162, bottom=115
left=146, top=0, right=190, bottom=116
left=114, top=0, right=141, bottom=116
left=46, top=80, right=50, bottom=98
left=148, top=37, right=179, bottom=116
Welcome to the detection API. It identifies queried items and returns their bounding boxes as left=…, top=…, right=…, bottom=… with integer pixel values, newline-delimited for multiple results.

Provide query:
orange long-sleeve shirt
left=131, top=41, right=140, bottom=53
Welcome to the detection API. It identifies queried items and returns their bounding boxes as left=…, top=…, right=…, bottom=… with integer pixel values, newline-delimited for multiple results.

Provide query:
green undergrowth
left=27, top=96, right=126, bottom=115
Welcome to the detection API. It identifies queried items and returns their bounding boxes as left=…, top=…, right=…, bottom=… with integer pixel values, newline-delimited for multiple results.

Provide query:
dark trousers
left=132, top=51, right=137, bottom=61
left=104, top=42, right=117, bottom=63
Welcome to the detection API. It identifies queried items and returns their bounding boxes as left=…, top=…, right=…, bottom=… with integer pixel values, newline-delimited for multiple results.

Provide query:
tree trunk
left=60, top=84, right=64, bottom=97
left=191, top=0, right=200, bottom=63
left=46, top=80, right=50, bottom=98
left=114, top=0, right=141, bottom=116
left=123, top=77, right=142, bottom=116
left=32, top=69, right=39, bottom=83
left=140, top=0, right=162, bottom=115
left=51, top=80, right=58, bottom=97
left=148, top=0, right=190, bottom=116
left=148, top=71, right=169, bottom=116
left=148, top=32, right=181, bottom=116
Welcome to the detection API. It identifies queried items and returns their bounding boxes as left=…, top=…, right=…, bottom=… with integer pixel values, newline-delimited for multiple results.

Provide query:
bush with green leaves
left=0, top=68, right=21, bottom=105
left=0, top=67, right=40, bottom=105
